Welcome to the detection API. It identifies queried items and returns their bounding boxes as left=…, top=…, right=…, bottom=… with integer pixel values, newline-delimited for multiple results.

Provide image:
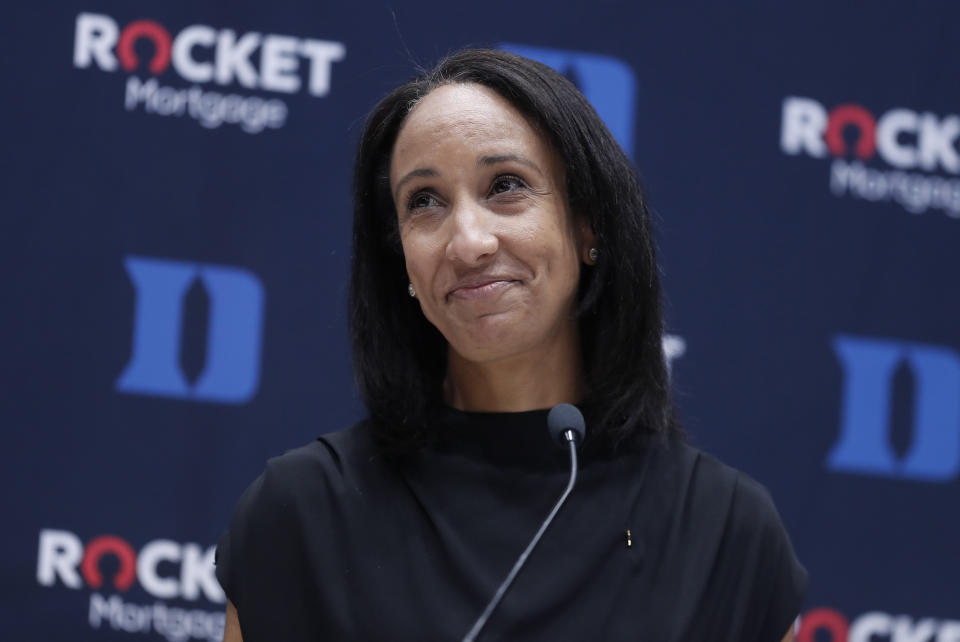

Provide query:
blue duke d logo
left=828, top=334, right=960, bottom=481
left=500, top=44, right=636, bottom=160
left=116, top=255, right=265, bottom=403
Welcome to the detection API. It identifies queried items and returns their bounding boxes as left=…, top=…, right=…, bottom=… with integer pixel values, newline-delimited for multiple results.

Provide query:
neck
left=444, top=325, right=585, bottom=413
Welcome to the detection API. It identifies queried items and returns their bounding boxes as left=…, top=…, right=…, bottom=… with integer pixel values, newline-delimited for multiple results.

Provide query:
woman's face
left=390, top=83, right=593, bottom=366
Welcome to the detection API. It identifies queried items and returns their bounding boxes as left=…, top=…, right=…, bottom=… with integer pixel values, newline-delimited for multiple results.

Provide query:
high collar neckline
left=428, top=405, right=580, bottom=470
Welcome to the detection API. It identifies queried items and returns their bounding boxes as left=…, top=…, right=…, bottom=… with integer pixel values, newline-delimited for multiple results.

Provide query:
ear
left=576, top=216, right=598, bottom=265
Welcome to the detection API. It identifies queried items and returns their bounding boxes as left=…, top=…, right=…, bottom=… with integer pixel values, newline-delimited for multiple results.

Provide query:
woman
left=216, top=49, right=806, bottom=641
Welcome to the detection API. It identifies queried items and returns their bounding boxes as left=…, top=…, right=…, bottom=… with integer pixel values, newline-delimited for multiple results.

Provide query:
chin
left=447, top=323, right=540, bottom=365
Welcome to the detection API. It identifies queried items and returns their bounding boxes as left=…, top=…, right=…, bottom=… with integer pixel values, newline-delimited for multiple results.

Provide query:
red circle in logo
left=117, top=20, right=172, bottom=74
left=825, top=104, right=877, bottom=160
left=81, top=535, right=137, bottom=592
left=797, top=607, right=849, bottom=642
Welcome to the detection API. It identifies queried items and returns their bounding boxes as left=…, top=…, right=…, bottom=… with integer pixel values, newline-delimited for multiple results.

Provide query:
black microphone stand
left=461, top=426, right=581, bottom=642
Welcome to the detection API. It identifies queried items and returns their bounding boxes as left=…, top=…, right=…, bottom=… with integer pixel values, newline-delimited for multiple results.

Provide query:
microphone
left=547, top=403, right=587, bottom=447
left=461, top=404, right=585, bottom=642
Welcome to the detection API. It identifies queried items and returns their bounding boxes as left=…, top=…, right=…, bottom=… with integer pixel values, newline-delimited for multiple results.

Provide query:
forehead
left=390, top=83, right=555, bottom=182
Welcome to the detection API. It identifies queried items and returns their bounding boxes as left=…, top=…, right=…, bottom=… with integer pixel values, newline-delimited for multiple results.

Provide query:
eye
left=489, top=174, right=526, bottom=195
left=407, top=191, right=440, bottom=211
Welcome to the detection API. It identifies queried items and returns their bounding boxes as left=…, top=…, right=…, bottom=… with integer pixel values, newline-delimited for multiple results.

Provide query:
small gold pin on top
left=625, top=529, right=632, bottom=548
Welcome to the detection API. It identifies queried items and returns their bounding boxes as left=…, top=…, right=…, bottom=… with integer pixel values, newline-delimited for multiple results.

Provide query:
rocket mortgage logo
left=72, top=12, right=346, bottom=134
left=780, top=96, right=960, bottom=219
left=37, top=528, right=226, bottom=642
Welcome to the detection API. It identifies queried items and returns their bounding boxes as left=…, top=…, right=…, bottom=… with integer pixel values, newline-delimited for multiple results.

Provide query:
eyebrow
left=478, top=154, right=544, bottom=176
left=393, top=167, right=439, bottom=203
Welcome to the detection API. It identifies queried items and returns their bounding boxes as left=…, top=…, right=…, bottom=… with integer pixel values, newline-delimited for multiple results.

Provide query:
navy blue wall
left=5, top=2, right=958, bottom=640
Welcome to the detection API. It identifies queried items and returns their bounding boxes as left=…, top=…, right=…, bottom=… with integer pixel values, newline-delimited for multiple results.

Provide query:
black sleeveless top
left=216, top=408, right=807, bottom=641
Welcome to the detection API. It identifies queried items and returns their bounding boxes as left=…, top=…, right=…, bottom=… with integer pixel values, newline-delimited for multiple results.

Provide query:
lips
left=447, top=278, right=519, bottom=301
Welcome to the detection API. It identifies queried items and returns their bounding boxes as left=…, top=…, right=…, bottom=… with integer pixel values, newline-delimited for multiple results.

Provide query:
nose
left=445, top=200, right=498, bottom=265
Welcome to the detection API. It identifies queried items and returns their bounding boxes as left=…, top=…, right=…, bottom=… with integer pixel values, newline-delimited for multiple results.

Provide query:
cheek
left=401, top=234, right=441, bottom=287
left=542, top=235, right=583, bottom=301
left=534, top=220, right=581, bottom=276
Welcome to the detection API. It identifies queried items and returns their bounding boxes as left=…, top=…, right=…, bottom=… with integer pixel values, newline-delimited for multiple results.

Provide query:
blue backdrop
left=5, top=2, right=959, bottom=640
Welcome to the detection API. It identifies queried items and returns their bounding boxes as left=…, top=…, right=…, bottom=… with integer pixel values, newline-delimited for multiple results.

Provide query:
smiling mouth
left=448, top=279, right=518, bottom=301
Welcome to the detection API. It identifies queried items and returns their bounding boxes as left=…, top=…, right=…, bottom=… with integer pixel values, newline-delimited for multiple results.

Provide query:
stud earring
left=408, top=282, right=416, bottom=298
left=588, top=247, right=600, bottom=263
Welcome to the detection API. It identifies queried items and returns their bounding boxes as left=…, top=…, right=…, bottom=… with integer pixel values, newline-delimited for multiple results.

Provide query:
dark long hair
left=350, top=48, right=679, bottom=454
